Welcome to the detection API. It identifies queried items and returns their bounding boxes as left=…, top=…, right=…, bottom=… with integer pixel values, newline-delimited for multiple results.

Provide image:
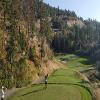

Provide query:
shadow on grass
left=51, top=75, right=67, bottom=77
left=20, top=82, right=81, bottom=97
left=79, top=60, right=94, bottom=65
left=19, top=82, right=94, bottom=100
left=20, top=84, right=45, bottom=97
left=73, top=51, right=95, bottom=63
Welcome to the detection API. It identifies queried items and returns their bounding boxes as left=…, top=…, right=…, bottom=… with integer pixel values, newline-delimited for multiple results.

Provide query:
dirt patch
left=95, top=87, right=100, bottom=100
left=41, top=60, right=64, bottom=75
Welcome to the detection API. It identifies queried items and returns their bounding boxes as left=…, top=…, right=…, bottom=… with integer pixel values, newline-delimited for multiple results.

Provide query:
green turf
left=8, top=54, right=93, bottom=100
left=56, top=54, right=92, bottom=71
left=8, top=84, right=92, bottom=100
left=49, top=69, right=81, bottom=83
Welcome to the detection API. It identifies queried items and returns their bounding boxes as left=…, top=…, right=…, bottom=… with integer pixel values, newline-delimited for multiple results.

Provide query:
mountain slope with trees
left=0, top=0, right=55, bottom=88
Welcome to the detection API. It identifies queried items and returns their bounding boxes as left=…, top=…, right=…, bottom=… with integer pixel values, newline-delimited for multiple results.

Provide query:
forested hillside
left=0, top=0, right=100, bottom=88
left=0, top=0, right=54, bottom=88
left=44, top=2, right=100, bottom=61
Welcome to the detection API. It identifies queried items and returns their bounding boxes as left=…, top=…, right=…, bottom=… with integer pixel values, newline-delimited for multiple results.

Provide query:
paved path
left=0, top=88, right=19, bottom=99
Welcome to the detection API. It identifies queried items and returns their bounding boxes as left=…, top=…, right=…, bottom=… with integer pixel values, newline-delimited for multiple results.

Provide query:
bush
left=16, top=79, right=23, bottom=88
left=0, top=78, right=14, bottom=89
left=29, top=47, right=35, bottom=61
left=15, top=58, right=33, bottom=88
left=40, top=48, right=45, bottom=57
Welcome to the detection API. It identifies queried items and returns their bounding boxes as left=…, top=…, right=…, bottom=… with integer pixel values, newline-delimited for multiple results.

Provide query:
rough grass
left=8, top=54, right=93, bottom=100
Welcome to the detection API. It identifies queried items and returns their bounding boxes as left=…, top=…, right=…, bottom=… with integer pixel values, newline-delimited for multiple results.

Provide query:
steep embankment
left=0, top=0, right=54, bottom=88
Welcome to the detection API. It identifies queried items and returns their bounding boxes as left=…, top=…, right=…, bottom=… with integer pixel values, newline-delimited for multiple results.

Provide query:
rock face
left=67, top=17, right=85, bottom=28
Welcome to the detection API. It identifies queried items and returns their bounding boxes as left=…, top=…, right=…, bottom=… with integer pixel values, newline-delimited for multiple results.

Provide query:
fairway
left=8, top=54, right=93, bottom=100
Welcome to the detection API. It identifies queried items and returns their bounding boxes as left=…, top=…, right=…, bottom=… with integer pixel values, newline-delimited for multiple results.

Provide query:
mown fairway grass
left=8, top=54, right=93, bottom=100
left=56, top=54, right=92, bottom=71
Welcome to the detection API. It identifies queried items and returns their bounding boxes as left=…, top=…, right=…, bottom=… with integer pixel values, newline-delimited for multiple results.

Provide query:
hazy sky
left=44, top=0, right=100, bottom=21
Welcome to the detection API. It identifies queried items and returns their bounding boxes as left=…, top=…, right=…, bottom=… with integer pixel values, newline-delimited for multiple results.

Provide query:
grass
left=56, top=54, right=92, bottom=71
left=8, top=84, right=92, bottom=100
left=8, top=54, right=93, bottom=100
left=49, top=69, right=81, bottom=83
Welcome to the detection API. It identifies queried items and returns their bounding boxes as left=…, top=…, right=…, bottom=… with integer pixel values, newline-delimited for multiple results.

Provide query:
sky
left=44, top=0, right=100, bottom=22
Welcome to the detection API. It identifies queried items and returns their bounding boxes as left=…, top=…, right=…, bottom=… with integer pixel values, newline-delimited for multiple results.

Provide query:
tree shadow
left=51, top=75, right=67, bottom=77
left=79, top=60, right=93, bottom=65
left=20, top=85, right=45, bottom=97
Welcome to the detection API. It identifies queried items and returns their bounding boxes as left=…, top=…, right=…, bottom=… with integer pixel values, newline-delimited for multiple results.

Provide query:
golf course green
left=7, top=54, right=93, bottom=100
